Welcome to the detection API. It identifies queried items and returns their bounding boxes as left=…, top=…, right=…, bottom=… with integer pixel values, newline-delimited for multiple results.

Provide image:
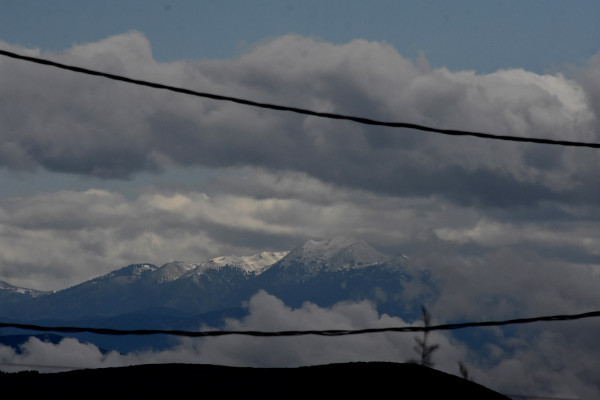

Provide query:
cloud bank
left=0, top=32, right=598, bottom=199
left=2, top=291, right=598, bottom=399
left=1, top=175, right=598, bottom=293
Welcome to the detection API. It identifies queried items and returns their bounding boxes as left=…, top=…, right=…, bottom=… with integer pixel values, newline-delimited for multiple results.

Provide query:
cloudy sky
left=2, top=1, right=600, bottom=397
left=0, top=0, right=598, bottom=291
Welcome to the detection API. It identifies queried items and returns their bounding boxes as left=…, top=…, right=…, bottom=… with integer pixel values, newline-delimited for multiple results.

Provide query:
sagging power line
left=2, top=310, right=599, bottom=338
left=1, top=48, right=599, bottom=149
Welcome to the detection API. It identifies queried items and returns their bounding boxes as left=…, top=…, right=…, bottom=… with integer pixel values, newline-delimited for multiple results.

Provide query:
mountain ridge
left=0, top=280, right=50, bottom=297
left=0, top=362, right=511, bottom=399
left=0, top=237, right=431, bottom=353
left=276, top=237, right=390, bottom=272
left=0, top=237, right=391, bottom=294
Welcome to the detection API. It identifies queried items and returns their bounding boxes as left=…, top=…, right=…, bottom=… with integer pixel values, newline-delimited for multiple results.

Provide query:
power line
left=1, top=310, right=599, bottom=338
left=1, top=48, right=599, bottom=149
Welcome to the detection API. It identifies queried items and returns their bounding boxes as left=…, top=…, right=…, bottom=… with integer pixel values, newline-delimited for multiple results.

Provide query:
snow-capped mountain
left=283, top=237, right=389, bottom=268
left=253, top=238, right=425, bottom=311
left=150, top=262, right=198, bottom=283
left=184, top=251, right=288, bottom=278
left=272, top=237, right=390, bottom=278
left=0, top=237, right=434, bottom=345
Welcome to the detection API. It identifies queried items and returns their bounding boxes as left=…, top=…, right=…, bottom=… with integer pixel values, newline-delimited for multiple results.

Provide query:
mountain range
left=0, top=237, right=435, bottom=351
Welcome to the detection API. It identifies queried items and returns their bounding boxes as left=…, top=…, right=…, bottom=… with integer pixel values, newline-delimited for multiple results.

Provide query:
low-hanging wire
left=1, top=310, right=599, bottom=338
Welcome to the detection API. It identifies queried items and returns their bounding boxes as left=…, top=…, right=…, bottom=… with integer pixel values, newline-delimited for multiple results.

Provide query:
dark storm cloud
left=1, top=32, right=598, bottom=209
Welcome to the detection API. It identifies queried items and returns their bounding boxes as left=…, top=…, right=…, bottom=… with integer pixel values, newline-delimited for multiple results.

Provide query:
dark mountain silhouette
left=0, top=362, right=510, bottom=399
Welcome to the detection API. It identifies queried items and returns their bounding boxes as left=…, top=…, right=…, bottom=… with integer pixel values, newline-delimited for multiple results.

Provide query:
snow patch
left=153, top=262, right=198, bottom=283
left=190, top=251, right=289, bottom=276
left=278, top=237, right=389, bottom=271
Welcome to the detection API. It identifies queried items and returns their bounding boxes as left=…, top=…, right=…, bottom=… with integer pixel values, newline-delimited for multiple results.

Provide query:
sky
left=1, top=1, right=600, bottom=397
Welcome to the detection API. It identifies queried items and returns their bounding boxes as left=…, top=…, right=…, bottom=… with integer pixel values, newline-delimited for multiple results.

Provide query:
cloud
left=2, top=290, right=599, bottom=398
left=575, top=53, right=600, bottom=119
left=1, top=32, right=599, bottom=208
left=401, top=233, right=600, bottom=318
left=0, top=291, right=463, bottom=372
left=0, top=32, right=599, bottom=397
left=0, top=165, right=599, bottom=292
left=0, top=337, right=125, bottom=372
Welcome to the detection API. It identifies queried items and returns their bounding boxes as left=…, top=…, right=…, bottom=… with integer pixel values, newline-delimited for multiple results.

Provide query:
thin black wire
left=1, top=48, right=599, bottom=149
left=1, top=310, right=599, bottom=338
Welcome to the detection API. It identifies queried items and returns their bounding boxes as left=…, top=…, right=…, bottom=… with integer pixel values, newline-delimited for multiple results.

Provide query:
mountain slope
left=0, top=280, right=49, bottom=297
left=0, top=237, right=433, bottom=328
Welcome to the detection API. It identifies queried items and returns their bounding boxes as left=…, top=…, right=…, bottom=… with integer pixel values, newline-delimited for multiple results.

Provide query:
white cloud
left=0, top=166, right=599, bottom=293
left=2, top=290, right=598, bottom=399
left=0, top=291, right=462, bottom=372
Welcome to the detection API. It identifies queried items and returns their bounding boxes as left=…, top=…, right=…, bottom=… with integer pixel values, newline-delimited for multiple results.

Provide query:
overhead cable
left=2, top=310, right=599, bottom=338
left=1, top=48, right=599, bottom=149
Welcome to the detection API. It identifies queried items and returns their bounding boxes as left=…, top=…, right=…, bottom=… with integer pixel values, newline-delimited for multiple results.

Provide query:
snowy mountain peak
left=131, top=264, right=155, bottom=275
left=189, top=251, right=289, bottom=276
left=100, top=263, right=158, bottom=281
left=152, top=261, right=198, bottom=283
left=278, top=237, right=389, bottom=271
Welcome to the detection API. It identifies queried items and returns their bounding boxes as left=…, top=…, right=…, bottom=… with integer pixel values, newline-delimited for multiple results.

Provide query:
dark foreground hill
left=0, top=362, right=510, bottom=399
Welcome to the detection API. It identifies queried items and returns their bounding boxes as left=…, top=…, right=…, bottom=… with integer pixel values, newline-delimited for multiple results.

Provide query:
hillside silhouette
left=1, top=362, right=510, bottom=398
